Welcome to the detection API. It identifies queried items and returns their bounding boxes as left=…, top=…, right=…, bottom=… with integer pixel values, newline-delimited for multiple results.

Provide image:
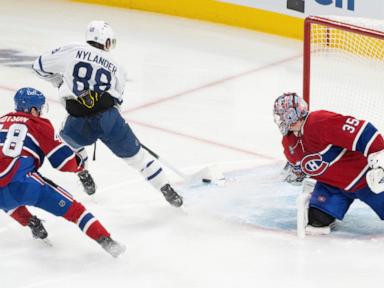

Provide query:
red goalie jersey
left=283, top=110, right=384, bottom=191
left=0, top=112, right=83, bottom=187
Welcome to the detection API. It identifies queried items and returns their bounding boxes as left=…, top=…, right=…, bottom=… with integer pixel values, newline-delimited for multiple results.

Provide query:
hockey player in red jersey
left=273, top=93, right=384, bottom=235
left=0, top=87, right=125, bottom=257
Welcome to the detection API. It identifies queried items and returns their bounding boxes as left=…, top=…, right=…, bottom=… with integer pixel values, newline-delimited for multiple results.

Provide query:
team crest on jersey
left=301, top=153, right=329, bottom=176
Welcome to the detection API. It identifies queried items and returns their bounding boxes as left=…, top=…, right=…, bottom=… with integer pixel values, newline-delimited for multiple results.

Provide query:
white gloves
left=366, top=150, right=384, bottom=193
left=368, top=150, right=384, bottom=169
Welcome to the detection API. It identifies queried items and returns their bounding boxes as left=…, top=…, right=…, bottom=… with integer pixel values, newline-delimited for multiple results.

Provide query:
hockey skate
left=28, top=216, right=48, bottom=239
left=160, top=184, right=183, bottom=207
left=78, top=170, right=96, bottom=195
left=97, top=236, right=126, bottom=258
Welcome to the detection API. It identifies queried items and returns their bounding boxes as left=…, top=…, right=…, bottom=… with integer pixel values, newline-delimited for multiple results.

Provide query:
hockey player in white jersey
left=32, top=20, right=183, bottom=207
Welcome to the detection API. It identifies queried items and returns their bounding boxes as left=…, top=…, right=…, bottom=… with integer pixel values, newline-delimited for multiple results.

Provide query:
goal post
left=303, top=16, right=384, bottom=131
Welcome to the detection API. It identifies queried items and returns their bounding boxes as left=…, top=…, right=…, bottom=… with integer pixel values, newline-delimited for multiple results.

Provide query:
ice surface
left=1, top=1, right=384, bottom=288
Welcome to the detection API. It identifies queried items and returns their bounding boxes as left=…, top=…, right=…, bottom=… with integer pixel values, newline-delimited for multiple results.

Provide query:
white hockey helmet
left=273, top=92, right=308, bottom=136
left=86, top=20, right=116, bottom=51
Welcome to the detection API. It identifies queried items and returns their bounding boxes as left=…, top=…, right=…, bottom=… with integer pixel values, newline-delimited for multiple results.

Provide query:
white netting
left=307, top=16, right=384, bottom=132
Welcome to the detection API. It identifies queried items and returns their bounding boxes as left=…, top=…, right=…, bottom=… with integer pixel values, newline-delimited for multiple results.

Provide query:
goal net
left=303, top=16, right=384, bottom=132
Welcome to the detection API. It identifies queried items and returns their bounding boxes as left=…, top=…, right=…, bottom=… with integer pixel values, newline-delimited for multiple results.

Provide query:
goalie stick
left=140, top=144, right=224, bottom=185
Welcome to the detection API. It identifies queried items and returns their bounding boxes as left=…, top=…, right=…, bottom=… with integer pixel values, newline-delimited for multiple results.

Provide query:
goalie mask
left=273, top=93, right=308, bottom=136
left=86, top=20, right=116, bottom=51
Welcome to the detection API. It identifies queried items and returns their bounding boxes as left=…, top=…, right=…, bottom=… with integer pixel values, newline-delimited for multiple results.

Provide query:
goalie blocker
left=366, top=150, right=384, bottom=193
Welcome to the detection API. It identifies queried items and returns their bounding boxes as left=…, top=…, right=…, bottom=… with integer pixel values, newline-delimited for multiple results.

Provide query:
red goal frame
left=302, top=16, right=384, bottom=108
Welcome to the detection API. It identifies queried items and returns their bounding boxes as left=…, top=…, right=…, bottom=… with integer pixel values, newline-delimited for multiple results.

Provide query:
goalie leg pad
left=308, top=207, right=335, bottom=227
left=305, top=207, right=336, bottom=235
left=123, top=148, right=168, bottom=190
left=297, top=191, right=311, bottom=238
left=297, top=178, right=316, bottom=237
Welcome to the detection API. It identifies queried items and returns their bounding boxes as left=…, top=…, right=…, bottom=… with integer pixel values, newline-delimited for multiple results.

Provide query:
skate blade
left=38, top=238, right=53, bottom=247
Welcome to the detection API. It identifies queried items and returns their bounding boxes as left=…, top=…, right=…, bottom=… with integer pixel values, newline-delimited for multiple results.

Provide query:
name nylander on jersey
left=75, top=50, right=117, bottom=74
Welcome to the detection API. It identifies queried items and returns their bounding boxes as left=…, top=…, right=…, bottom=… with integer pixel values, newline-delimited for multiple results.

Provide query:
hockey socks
left=8, top=206, right=33, bottom=226
left=123, top=148, right=168, bottom=190
left=64, top=200, right=110, bottom=240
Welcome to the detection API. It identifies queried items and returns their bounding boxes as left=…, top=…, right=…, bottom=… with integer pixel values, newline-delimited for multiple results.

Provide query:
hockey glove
left=366, top=168, right=384, bottom=193
left=368, top=150, right=384, bottom=169
left=366, top=150, right=384, bottom=193
left=284, top=162, right=306, bottom=185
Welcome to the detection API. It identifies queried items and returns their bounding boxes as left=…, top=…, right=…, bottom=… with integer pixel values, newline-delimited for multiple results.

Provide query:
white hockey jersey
left=33, top=42, right=126, bottom=103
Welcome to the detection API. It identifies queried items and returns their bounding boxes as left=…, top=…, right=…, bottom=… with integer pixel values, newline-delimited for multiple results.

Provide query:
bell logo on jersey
left=301, top=153, right=329, bottom=176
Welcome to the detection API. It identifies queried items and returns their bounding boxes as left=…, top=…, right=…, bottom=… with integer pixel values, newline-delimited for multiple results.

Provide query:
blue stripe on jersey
left=24, top=135, right=45, bottom=164
left=38, top=56, right=53, bottom=76
left=48, top=145, right=74, bottom=169
left=79, top=213, right=94, bottom=231
left=321, top=146, right=344, bottom=164
left=355, top=122, right=378, bottom=154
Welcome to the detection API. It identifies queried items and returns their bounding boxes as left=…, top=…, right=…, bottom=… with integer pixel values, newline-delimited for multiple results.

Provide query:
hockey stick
left=141, top=144, right=224, bottom=184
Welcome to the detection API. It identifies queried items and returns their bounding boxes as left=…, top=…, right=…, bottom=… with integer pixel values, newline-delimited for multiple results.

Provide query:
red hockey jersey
left=0, top=112, right=82, bottom=187
left=283, top=110, right=384, bottom=191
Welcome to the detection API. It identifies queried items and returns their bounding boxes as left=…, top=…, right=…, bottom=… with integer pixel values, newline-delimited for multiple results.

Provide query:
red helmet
left=273, top=93, right=308, bottom=135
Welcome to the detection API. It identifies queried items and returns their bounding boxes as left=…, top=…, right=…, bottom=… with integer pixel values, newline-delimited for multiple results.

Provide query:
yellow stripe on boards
left=72, top=0, right=304, bottom=39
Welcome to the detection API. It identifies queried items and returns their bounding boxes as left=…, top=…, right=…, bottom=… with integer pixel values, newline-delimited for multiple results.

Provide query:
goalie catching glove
left=366, top=150, right=384, bottom=193
left=283, top=162, right=306, bottom=185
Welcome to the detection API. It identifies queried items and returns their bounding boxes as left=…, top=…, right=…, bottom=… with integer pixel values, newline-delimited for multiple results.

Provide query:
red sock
left=10, top=206, right=33, bottom=226
left=86, top=220, right=110, bottom=241
left=64, top=200, right=110, bottom=241
left=63, top=200, right=86, bottom=222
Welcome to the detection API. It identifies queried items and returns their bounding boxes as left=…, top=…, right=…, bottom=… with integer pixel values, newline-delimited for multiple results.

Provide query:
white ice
left=1, top=1, right=384, bottom=288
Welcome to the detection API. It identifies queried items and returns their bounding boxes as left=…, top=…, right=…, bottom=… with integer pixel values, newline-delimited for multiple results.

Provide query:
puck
left=202, top=178, right=211, bottom=183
